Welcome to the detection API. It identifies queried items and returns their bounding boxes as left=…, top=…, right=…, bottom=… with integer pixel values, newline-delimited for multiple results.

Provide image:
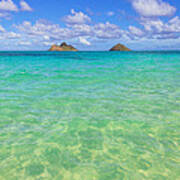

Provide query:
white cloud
left=63, top=9, right=91, bottom=25
left=0, top=24, right=5, bottom=32
left=132, top=0, right=176, bottom=17
left=70, top=24, right=92, bottom=36
left=140, top=18, right=164, bottom=32
left=0, top=12, right=10, bottom=18
left=129, top=25, right=144, bottom=36
left=79, top=37, right=91, bottom=45
left=15, top=20, right=73, bottom=39
left=168, top=16, right=180, bottom=32
left=107, top=11, right=114, bottom=16
left=18, top=41, right=31, bottom=45
left=43, top=35, right=50, bottom=40
left=6, top=32, right=21, bottom=38
left=3, top=8, right=125, bottom=46
left=0, top=0, right=18, bottom=11
left=15, top=19, right=125, bottom=41
left=94, top=22, right=124, bottom=39
left=20, top=0, right=33, bottom=11
left=139, top=16, right=180, bottom=39
left=43, top=41, right=54, bottom=46
left=0, top=31, right=21, bottom=40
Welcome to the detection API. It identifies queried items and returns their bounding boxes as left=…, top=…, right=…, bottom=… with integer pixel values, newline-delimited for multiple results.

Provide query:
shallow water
left=0, top=51, right=179, bottom=179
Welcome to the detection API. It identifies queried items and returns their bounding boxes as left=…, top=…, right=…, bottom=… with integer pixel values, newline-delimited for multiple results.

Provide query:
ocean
left=0, top=51, right=179, bottom=179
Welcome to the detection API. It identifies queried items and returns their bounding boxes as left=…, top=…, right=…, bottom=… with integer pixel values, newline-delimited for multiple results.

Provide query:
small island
left=109, top=43, right=131, bottom=51
left=48, top=42, right=78, bottom=51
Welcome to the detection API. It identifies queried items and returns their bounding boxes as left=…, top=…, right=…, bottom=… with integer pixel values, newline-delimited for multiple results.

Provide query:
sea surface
left=0, top=51, right=179, bottom=180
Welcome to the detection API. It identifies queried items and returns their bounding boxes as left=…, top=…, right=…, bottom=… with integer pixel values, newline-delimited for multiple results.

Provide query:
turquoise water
left=0, top=51, right=179, bottom=180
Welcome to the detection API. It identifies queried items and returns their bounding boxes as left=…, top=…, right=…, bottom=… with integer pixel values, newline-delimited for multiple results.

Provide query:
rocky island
left=48, top=42, right=78, bottom=51
left=109, top=43, right=131, bottom=51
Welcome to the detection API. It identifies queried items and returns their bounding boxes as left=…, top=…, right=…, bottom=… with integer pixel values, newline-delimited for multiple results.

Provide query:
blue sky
left=0, top=0, right=180, bottom=50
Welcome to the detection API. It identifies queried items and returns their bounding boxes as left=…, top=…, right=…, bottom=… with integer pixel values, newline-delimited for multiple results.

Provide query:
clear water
left=0, top=51, right=179, bottom=180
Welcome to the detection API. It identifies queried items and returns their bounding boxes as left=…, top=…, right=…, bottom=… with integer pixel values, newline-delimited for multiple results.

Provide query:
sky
left=0, top=0, right=180, bottom=50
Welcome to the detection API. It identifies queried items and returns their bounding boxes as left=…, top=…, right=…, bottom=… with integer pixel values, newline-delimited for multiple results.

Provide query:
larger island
left=49, top=42, right=78, bottom=51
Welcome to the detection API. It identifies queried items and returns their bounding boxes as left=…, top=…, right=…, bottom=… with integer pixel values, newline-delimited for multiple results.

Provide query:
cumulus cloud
left=43, top=35, right=50, bottom=40
left=5, top=32, right=21, bottom=38
left=18, top=41, right=31, bottom=45
left=43, top=41, right=54, bottom=46
left=15, top=19, right=125, bottom=42
left=70, top=24, right=92, bottom=37
left=94, top=22, right=124, bottom=39
left=138, top=16, right=180, bottom=39
left=0, top=0, right=18, bottom=11
left=128, top=25, right=144, bottom=37
left=63, top=9, right=91, bottom=25
left=132, top=0, right=176, bottom=17
left=0, top=31, right=21, bottom=40
left=0, top=12, right=10, bottom=18
left=10, top=10, right=126, bottom=47
left=141, top=16, right=180, bottom=33
left=20, top=0, right=33, bottom=11
left=15, top=20, right=73, bottom=39
left=107, top=11, right=114, bottom=16
left=0, top=24, right=5, bottom=32
left=79, top=37, right=91, bottom=45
